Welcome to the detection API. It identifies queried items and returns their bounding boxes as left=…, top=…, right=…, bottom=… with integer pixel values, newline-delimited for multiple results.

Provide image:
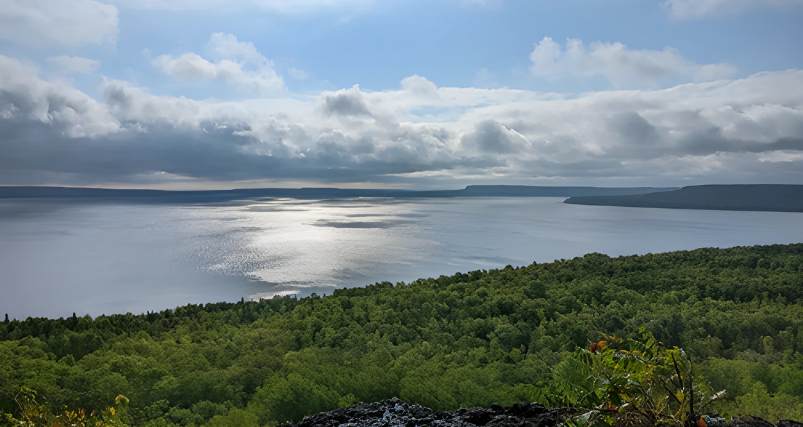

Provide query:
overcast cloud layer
left=2, top=51, right=802, bottom=188
left=0, top=0, right=802, bottom=188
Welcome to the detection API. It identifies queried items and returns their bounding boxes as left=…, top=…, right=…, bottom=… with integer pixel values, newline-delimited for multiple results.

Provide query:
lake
left=1, top=197, right=801, bottom=319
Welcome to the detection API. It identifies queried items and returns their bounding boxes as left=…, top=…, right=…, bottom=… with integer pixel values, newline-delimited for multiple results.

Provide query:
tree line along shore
left=2, top=244, right=803, bottom=426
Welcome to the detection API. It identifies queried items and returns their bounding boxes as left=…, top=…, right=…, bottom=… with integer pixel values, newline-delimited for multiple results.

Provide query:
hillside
left=1, top=244, right=802, bottom=425
left=564, top=185, right=803, bottom=212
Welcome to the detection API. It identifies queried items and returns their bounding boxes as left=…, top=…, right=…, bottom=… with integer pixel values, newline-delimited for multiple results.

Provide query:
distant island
left=0, top=185, right=676, bottom=203
left=565, top=184, right=803, bottom=212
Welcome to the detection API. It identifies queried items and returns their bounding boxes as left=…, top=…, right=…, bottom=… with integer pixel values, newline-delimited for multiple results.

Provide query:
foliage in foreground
left=560, top=331, right=727, bottom=427
left=2, top=388, right=129, bottom=427
left=1, top=244, right=802, bottom=426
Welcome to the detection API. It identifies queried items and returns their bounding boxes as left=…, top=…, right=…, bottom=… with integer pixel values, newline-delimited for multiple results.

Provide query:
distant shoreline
left=6, top=184, right=801, bottom=213
left=0, top=185, right=676, bottom=203
left=564, top=184, right=803, bottom=213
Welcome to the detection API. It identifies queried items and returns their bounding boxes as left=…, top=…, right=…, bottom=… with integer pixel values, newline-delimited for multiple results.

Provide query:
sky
left=0, top=0, right=802, bottom=190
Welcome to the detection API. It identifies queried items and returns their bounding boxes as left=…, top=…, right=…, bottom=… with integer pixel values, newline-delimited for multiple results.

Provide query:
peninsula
left=564, top=184, right=803, bottom=213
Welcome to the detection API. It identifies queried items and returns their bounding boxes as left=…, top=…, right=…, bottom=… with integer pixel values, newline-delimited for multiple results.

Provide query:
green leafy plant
left=2, top=388, right=130, bottom=427
left=567, top=330, right=726, bottom=427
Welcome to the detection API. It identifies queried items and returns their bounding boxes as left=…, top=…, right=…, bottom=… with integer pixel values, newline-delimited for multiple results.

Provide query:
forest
left=2, top=243, right=802, bottom=426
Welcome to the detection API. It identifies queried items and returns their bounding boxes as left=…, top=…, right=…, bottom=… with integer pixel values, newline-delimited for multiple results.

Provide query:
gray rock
left=704, top=416, right=727, bottom=427
left=283, top=398, right=569, bottom=427
left=724, top=416, right=775, bottom=427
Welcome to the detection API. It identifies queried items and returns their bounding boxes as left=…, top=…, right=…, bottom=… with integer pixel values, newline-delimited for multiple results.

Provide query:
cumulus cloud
left=461, top=120, right=531, bottom=154
left=401, top=75, right=440, bottom=99
left=153, top=53, right=218, bottom=80
left=664, top=0, right=803, bottom=19
left=322, top=86, right=373, bottom=117
left=152, top=33, right=284, bottom=95
left=0, top=0, right=118, bottom=47
left=0, top=56, right=119, bottom=137
left=530, top=37, right=737, bottom=88
left=46, top=56, right=101, bottom=75
left=1, top=52, right=802, bottom=187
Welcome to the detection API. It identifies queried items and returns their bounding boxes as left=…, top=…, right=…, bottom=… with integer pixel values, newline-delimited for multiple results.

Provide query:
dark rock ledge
left=282, top=398, right=803, bottom=427
left=730, top=418, right=803, bottom=427
left=282, top=398, right=571, bottom=427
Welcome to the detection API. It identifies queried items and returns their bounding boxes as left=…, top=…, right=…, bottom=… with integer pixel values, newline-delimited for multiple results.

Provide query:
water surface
left=1, top=197, right=801, bottom=319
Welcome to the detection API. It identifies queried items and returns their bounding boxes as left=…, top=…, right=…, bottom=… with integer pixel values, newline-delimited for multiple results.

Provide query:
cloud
left=153, top=53, right=218, bottom=80
left=152, top=33, right=284, bottom=95
left=530, top=37, right=737, bottom=88
left=0, top=56, right=119, bottom=138
left=461, top=120, right=530, bottom=154
left=663, top=0, right=803, bottom=19
left=322, top=86, right=373, bottom=117
left=1, top=52, right=802, bottom=187
left=46, top=56, right=101, bottom=75
left=0, top=0, right=118, bottom=47
left=401, top=75, right=440, bottom=99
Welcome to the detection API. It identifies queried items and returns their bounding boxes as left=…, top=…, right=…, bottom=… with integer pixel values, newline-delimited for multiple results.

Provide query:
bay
left=1, top=197, right=801, bottom=320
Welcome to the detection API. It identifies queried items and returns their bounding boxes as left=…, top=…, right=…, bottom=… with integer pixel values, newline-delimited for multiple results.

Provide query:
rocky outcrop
left=283, top=398, right=570, bottom=427
left=724, top=416, right=776, bottom=427
left=283, top=398, right=803, bottom=427
left=724, top=419, right=803, bottom=427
